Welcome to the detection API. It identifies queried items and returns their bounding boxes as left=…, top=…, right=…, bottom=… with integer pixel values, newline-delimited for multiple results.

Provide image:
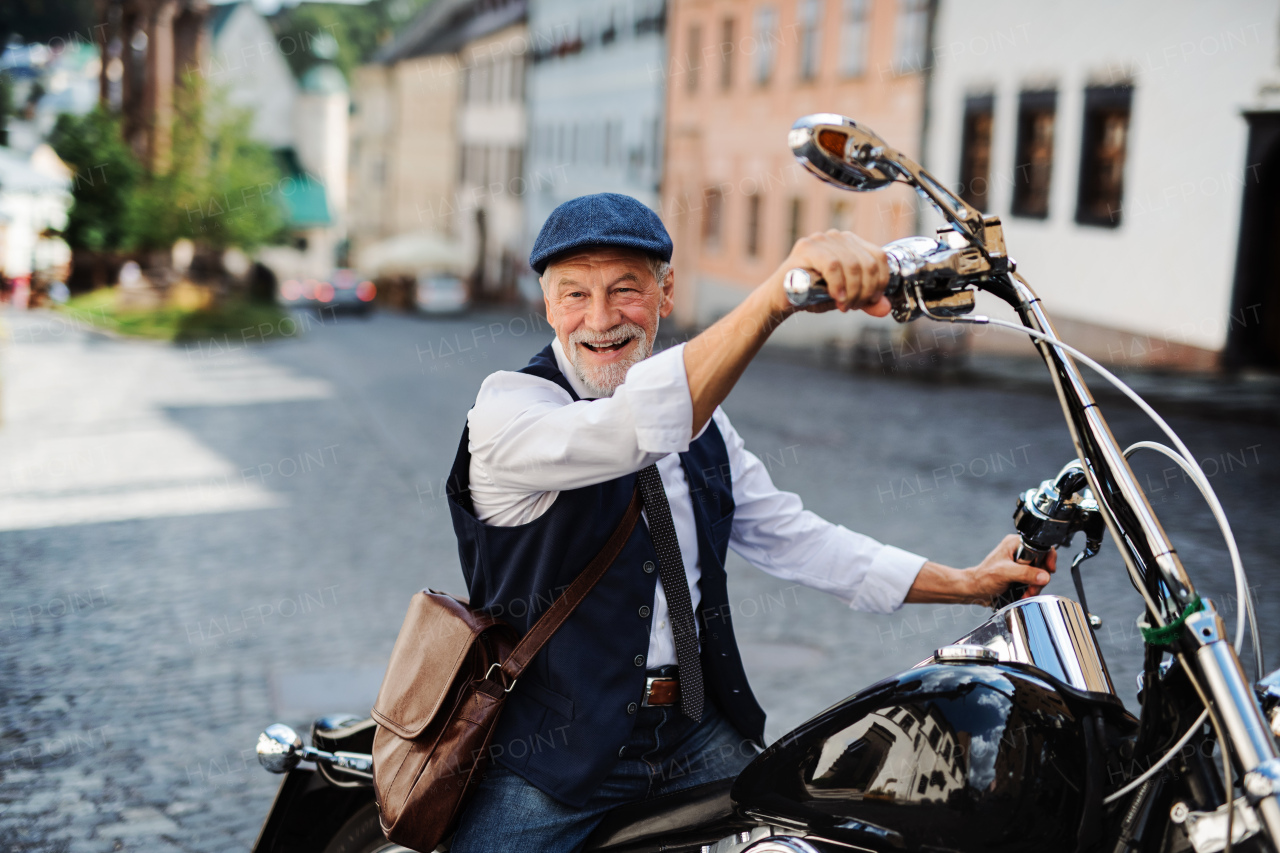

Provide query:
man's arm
left=717, top=412, right=1057, bottom=610
left=684, top=231, right=892, bottom=434
left=906, top=538, right=1057, bottom=604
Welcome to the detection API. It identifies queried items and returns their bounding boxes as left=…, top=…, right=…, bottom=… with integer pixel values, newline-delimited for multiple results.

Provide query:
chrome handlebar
left=256, top=723, right=372, bottom=779
left=783, top=233, right=990, bottom=323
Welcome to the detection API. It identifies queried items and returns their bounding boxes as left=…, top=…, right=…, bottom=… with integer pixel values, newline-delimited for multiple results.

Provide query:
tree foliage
left=126, top=80, right=285, bottom=253
left=0, top=0, right=97, bottom=54
left=48, top=106, right=140, bottom=251
left=49, top=82, right=284, bottom=255
left=270, top=0, right=434, bottom=81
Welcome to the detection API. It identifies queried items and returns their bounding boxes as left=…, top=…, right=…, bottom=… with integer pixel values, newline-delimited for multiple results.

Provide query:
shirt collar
left=550, top=337, right=601, bottom=400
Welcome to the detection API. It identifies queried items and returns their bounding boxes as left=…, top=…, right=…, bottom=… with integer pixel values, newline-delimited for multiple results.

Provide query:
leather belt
left=642, top=666, right=680, bottom=707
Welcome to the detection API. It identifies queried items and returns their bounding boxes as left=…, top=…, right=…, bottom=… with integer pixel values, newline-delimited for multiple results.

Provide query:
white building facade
left=924, top=0, right=1280, bottom=369
left=455, top=4, right=528, bottom=300
left=522, top=0, right=668, bottom=296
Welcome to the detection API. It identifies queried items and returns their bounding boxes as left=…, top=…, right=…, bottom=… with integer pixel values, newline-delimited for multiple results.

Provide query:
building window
left=511, top=55, right=525, bottom=102
left=746, top=194, right=762, bottom=257
left=957, top=94, right=994, bottom=212
left=1011, top=90, right=1056, bottom=219
left=1076, top=85, right=1133, bottom=227
left=798, top=0, right=822, bottom=82
left=787, top=197, right=804, bottom=252
left=753, top=6, right=779, bottom=86
left=509, top=147, right=523, bottom=193
left=703, top=187, right=724, bottom=249
left=838, top=0, right=869, bottom=78
left=719, top=17, right=735, bottom=91
left=686, top=24, right=701, bottom=92
left=830, top=199, right=848, bottom=230
left=650, top=116, right=662, bottom=171
left=892, top=0, right=930, bottom=75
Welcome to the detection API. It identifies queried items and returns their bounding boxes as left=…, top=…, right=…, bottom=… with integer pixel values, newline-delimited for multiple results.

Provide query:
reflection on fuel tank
left=809, top=703, right=969, bottom=803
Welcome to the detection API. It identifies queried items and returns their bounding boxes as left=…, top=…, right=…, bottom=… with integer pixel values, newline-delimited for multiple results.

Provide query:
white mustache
left=570, top=323, right=645, bottom=348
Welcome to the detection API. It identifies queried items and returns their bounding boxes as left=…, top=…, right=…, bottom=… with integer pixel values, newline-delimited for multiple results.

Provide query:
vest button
left=627, top=702, right=638, bottom=715
left=638, top=605, right=651, bottom=618
left=643, top=561, right=656, bottom=573
left=633, top=655, right=645, bottom=667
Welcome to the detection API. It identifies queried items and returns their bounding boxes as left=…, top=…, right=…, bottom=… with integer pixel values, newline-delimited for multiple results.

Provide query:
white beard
left=566, top=321, right=653, bottom=398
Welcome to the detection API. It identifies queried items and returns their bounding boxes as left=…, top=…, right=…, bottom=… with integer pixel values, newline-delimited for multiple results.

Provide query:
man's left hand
left=905, top=535, right=1057, bottom=605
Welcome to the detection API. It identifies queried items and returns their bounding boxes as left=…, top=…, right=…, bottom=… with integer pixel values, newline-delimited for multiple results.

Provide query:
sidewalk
left=954, top=353, right=1280, bottom=426
left=755, top=334, right=1280, bottom=426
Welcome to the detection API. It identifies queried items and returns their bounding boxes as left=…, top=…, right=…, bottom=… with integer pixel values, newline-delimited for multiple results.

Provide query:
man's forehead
left=546, top=248, right=651, bottom=278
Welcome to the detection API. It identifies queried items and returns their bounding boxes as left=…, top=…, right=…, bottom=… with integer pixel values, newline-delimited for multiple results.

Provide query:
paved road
left=1, top=306, right=1276, bottom=851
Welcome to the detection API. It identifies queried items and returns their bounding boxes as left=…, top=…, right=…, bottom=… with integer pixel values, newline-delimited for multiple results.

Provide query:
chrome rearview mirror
left=789, top=113, right=993, bottom=253
left=788, top=114, right=897, bottom=192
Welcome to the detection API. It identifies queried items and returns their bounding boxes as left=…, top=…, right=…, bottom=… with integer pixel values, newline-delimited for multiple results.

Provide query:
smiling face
left=541, top=248, right=675, bottom=397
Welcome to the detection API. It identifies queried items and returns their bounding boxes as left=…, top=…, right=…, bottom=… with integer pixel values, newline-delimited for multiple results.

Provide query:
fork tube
left=1004, top=273, right=1193, bottom=611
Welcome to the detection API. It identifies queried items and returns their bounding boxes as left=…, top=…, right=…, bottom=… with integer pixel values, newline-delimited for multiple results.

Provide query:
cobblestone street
left=2, top=306, right=1277, bottom=851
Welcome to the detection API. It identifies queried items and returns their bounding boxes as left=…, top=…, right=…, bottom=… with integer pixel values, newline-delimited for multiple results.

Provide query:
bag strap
left=499, top=485, right=643, bottom=682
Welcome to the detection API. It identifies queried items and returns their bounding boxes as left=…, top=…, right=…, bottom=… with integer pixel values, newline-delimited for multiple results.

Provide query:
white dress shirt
left=466, top=338, right=927, bottom=667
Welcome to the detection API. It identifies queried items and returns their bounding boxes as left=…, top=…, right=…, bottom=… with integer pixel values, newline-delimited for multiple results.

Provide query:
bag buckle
left=485, top=662, right=518, bottom=693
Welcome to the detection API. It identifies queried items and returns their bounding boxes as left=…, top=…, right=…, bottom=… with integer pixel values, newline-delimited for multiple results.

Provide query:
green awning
left=273, top=148, right=331, bottom=228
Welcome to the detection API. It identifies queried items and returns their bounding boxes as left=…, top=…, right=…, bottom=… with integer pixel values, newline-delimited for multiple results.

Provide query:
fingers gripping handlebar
left=783, top=231, right=1003, bottom=322
left=991, top=462, right=1106, bottom=611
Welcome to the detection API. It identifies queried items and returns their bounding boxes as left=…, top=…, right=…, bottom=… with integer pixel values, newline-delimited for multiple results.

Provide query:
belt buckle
left=641, top=675, right=678, bottom=708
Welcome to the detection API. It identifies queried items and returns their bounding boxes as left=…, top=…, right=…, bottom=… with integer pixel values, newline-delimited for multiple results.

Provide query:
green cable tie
left=1139, top=596, right=1204, bottom=647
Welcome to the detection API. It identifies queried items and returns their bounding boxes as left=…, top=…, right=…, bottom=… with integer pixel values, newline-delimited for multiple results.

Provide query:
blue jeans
left=450, top=698, right=759, bottom=853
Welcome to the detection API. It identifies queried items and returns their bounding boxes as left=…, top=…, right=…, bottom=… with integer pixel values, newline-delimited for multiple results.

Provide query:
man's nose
left=583, top=292, right=620, bottom=332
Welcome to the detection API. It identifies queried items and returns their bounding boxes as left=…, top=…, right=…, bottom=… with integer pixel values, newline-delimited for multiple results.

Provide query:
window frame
left=797, top=0, right=823, bottom=82
left=1010, top=89, right=1057, bottom=220
left=1075, top=84, right=1134, bottom=228
left=838, top=0, right=870, bottom=79
left=957, top=94, right=995, bottom=213
left=703, top=187, right=725, bottom=250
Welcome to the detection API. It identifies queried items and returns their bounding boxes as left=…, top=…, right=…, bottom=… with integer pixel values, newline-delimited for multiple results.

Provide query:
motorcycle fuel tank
left=732, top=661, right=1089, bottom=853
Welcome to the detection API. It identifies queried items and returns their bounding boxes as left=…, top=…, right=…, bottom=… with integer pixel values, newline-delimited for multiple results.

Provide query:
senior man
left=446, top=193, right=1052, bottom=851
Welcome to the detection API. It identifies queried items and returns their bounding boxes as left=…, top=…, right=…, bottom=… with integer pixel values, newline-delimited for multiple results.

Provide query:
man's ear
left=658, top=268, right=675, bottom=319
left=542, top=278, right=555, bottom=327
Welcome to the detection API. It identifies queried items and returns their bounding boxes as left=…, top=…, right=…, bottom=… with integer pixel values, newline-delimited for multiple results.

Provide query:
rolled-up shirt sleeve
left=716, top=410, right=926, bottom=614
left=469, top=342, right=694, bottom=494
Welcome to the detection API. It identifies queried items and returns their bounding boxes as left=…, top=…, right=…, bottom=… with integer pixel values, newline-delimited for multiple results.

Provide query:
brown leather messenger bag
left=370, top=486, right=644, bottom=852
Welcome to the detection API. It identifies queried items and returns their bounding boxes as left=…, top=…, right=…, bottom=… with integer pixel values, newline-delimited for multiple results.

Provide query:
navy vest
left=446, top=344, right=766, bottom=807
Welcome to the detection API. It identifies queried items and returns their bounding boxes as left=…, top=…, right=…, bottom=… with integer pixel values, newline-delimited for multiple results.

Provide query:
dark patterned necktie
left=636, top=464, right=704, bottom=722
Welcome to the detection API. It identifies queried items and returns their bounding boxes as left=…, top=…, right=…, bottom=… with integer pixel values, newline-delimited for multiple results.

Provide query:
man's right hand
left=775, top=230, right=893, bottom=316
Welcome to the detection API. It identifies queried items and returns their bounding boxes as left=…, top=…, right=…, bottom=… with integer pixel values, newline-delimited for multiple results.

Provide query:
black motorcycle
left=248, top=114, right=1280, bottom=853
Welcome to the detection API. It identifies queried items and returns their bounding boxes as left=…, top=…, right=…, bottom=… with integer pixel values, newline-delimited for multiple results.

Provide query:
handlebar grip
left=783, top=268, right=832, bottom=307
left=990, top=541, right=1051, bottom=611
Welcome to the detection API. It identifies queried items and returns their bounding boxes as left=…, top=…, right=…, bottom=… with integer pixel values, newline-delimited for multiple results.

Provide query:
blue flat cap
left=529, top=193, right=673, bottom=274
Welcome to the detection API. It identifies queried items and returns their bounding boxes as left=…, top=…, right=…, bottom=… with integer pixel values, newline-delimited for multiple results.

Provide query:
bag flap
left=371, top=590, right=503, bottom=739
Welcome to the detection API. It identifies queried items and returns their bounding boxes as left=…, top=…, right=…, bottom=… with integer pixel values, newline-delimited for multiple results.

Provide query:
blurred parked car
left=415, top=273, right=469, bottom=315
left=280, top=269, right=375, bottom=315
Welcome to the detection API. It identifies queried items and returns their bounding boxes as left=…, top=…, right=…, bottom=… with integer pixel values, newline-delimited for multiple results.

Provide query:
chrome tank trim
left=940, top=595, right=1116, bottom=696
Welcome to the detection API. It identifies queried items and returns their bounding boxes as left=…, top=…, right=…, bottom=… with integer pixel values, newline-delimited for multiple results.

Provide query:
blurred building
left=352, top=0, right=528, bottom=299
left=662, top=0, right=929, bottom=338
left=454, top=4, right=528, bottom=300
left=205, top=3, right=349, bottom=281
left=0, top=145, right=73, bottom=293
left=925, top=0, right=1280, bottom=370
left=523, top=0, right=669, bottom=298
